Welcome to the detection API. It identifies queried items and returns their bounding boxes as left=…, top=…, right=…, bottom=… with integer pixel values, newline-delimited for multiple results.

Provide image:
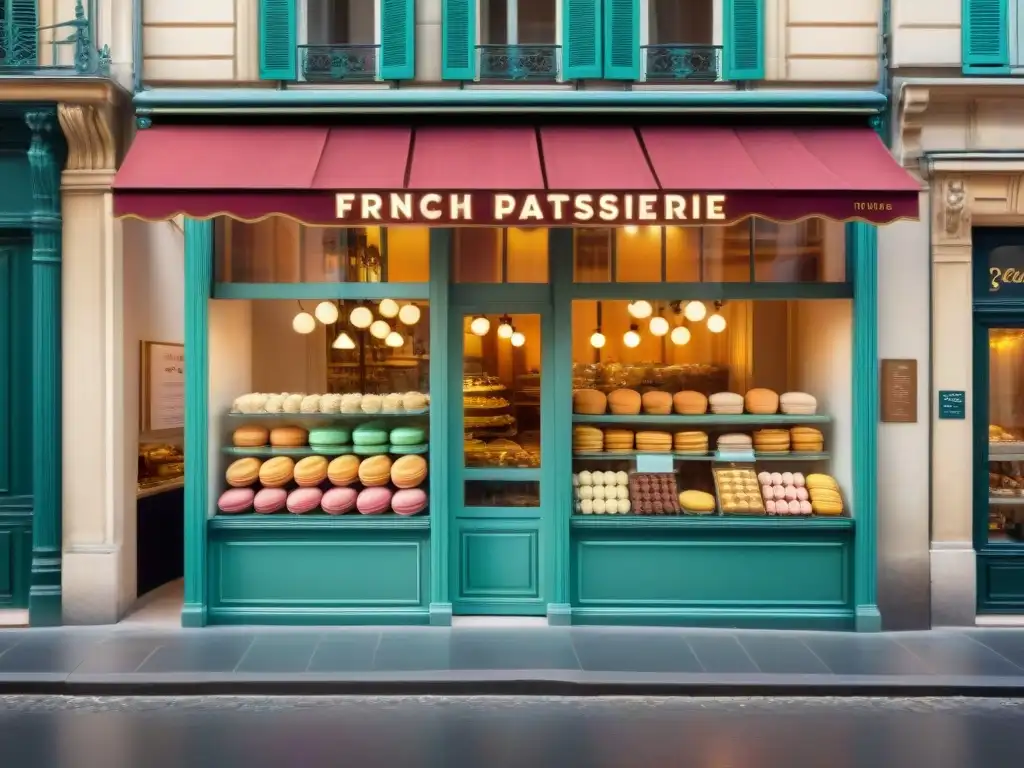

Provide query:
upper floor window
left=963, top=0, right=1024, bottom=73
left=643, top=0, right=721, bottom=82
left=0, top=0, right=37, bottom=69
left=475, top=0, right=560, bottom=81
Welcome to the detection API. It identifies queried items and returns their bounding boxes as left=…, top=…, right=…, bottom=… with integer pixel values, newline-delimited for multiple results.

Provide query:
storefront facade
left=113, top=89, right=919, bottom=629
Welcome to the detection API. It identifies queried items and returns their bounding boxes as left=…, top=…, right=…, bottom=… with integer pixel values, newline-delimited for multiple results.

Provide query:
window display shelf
left=209, top=514, right=430, bottom=530
left=227, top=410, right=429, bottom=420
left=571, top=451, right=831, bottom=461
left=570, top=515, right=853, bottom=530
left=571, top=414, right=831, bottom=426
left=989, top=496, right=1024, bottom=506
left=990, top=453, right=1024, bottom=462
left=222, top=446, right=354, bottom=458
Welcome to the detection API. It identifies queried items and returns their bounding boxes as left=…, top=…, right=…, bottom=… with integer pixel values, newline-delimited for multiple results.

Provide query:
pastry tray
left=712, top=462, right=766, bottom=516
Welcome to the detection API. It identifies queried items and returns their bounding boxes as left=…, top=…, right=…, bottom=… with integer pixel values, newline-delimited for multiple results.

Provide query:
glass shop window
left=453, top=227, right=549, bottom=283
left=481, top=0, right=557, bottom=44
left=648, top=0, right=713, bottom=45
left=214, top=219, right=430, bottom=283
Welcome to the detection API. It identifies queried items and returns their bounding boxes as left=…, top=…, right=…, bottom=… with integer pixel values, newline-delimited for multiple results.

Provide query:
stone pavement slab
left=1, top=625, right=1024, bottom=695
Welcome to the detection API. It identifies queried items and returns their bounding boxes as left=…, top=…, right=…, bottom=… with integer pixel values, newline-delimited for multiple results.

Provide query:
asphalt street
left=0, top=696, right=1021, bottom=767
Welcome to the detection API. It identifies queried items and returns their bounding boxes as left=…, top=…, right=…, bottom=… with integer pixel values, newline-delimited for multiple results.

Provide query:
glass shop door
left=449, top=304, right=553, bottom=615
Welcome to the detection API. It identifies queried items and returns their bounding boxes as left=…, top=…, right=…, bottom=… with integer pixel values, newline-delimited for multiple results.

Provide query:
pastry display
left=270, top=426, right=308, bottom=448
left=352, top=423, right=389, bottom=446
left=300, top=395, right=321, bottom=414
left=674, top=431, right=709, bottom=454
left=713, top=467, right=766, bottom=515
left=308, top=427, right=351, bottom=451
left=780, top=392, right=817, bottom=415
left=294, top=455, right=328, bottom=487
left=673, top=390, right=708, bottom=415
left=358, top=455, right=392, bottom=487
left=321, top=487, right=358, bottom=515
left=286, top=487, right=322, bottom=514
left=806, top=473, right=844, bottom=515
left=790, top=426, right=824, bottom=453
left=404, top=392, right=429, bottom=411
left=230, top=391, right=429, bottom=415
left=218, top=488, right=254, bottom=514
left=573, top=389, right=608, bottom=415
left=572, top=362, right=728, bottom=397
left=678, top=489, right=716, bottom=515
left=463, top=413, right=516, bottom=429
left=327, top=455, right=360, bottom=486
left=390, top=426, right=426, bottom=446
left=758, top=471, right=811, bottom=516
left=573, top=426, right=604, bottom=453
left=604, top=429, right=635, bottom=453
left=357, top=486, right=392, bottom=515
left=608, top=388, right=642, bottom=415
left=465, top=395, right=510, bottom=410
left=744, top=388, right=780, bottom=415
left=254, top=488, right=287, bottom=514
left=709, top=392, right=744, bottom=415
left=319, top=393, right=342, bottom=413
left=641, top=391, right=673, bottom=415
left=628, top=473, right=682, bottom=515
left=573, top=470, right=631, bottom=515
left=716, top=433, right=753, bottom=452
left=232, top=425, right=269, bottom=448
left=635, top=430, right=672, bottom=452
left=463, top=374, right=505, bottom=393
left=393, top=488, right=428, bottom=516
left=391, top=455, right=427, bottom=488
left=464, top=438, right=540, bottom=468
left=259, top=456, right=295, bottom=488
left=225, top=457, right=261, bottom=488
left=753, top=428, right=790, bottom=453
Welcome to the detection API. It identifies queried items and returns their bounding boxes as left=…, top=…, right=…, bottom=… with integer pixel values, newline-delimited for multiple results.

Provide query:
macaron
left=353, top=422, right=389, bottom=446
left=392, top=488, right=427, bottom=516
left=253, top=488, right=287, bottom=514
left=357, top=486, right=392, bottom=515
left=321, top=487, right=357, bottom=515
left=218, top=488, right=254, bottom=514
left=286, top=487, right=322, bottom=514
left=390, top=426, right=426, bottom=446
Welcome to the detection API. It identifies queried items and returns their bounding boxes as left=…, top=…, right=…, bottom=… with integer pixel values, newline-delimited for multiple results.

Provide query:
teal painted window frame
left=963, top=0, right=1012, bottom=75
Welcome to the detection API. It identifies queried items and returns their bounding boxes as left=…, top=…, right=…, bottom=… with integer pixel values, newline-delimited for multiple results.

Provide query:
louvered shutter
left=442, top=0, right=476, bottom=79
left=6, top=0, right=38, bottom=66
left=603, top=0, right=639, bottom=79
left=724, top=0, right=764, bottom=81
left=962, top=0, right=1009, bottom=73
left=562, top=0, right=602, bottom=79
left=259, top=0, right=297, bottom=80
left=380, top=0, right=415, bottom=79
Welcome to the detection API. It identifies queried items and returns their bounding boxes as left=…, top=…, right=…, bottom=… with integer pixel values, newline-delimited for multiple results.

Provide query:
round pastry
left=615, top=471, right=629, bottom=485
left=319, top=393, right=342, bottom=414
left=744, top=388, right=780, bottom=415
left=572, top=474, right=580, bottom=487
left=300, top=394, right=321, bottom=413
left=225, top=457, right=261, bottom=488
left=579, top=486, right=594, bottom=501
left=799, top=500, right=813, bottom=515
left=382, top=394, right=404, bottom=413
left=766, top=500, right=777, bottom=514
left=616, top=499, right=631, bottom=514
left=784, top=485, right=798, bottom=501
left=607, top=388, right=642, bottom=415
left=580, top=498, right=594, bottom=515
left=390, top=426, right=426, bottom=446
left=788, top=500, right=802, bottom=515
left=779, top=391, right=818, bottom=415
left=772, top=485, right=785, bottom=500
left=392, top=488, right=428, bottom=516
left=286, top=487, right=322, bottom=514
left=232, top=425, right=269, bottom=448
left=601, top=471, right=616, bottom=485
left=391, top=454, right=427, bottom=489
left=757, top=471, right=771, bottom=485
left=579, top=470, right=593, bottom=486
left=321, top=487, right=358, bottom=515
left=308, top=426, right=351, bottom=450
left=593, top=498, right=607, bottom=515
left=218, top=488, right=254, bottom=514
left=641, top=390, right=673, bottom=415
left=353, top=422, right=389, bottom=446
left=673, top=390, right=708, bottom=415
left=358, top=455, right=393, bottom=487
left=340, top=394, right=362, bottom=413
left=679, top=490, right=716, bottom=513
left=708, top=392, right=744, bottom=415
left=327, top=455, right=360, bottom=486
left=793, top=472, right=806, bottom=487
left=259, top=456, right=295, bottom=488
left=357, top=486, right=392, bottom=515
left=593, top=486, right=606, bottom=500
left=796, top=487, right=809, bottom=501
left=361, top=394, right=383, bottom=414
left=294, top=455, right=329, bottom=487
left=404, top=392, right=428, bottom=411
left=283, top=394, right=303, bottom=413
left=254, top=487, right=287, bottom=514
left=770, top=472, right=783, bottom=485
left=762, top=484, right=774, bottom=500
left=573, top=388, right=608, bottom=415
left=264, top=395, right=285, bottom=414
left=270, top=426, right=308, bottom=448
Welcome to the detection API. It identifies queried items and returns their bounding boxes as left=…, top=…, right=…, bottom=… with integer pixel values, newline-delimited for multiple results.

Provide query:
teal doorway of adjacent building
left=0, top=236, right=33, bottom=611
left=448, top=300, right=554, bottom=615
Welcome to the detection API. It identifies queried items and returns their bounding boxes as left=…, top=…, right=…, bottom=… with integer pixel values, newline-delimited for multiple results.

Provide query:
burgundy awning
left=113, top=124, right=920, bottom=226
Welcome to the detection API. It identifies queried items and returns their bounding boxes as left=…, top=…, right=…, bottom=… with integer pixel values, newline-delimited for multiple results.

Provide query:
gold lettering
left=992, top=267, right=1002, bottom=291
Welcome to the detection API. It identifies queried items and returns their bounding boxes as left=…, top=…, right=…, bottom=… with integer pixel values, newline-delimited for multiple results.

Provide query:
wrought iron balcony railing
left=642, top=44, right=722, bottom=83
left=299, top=44, right=379, bottom=82
left=0, top=1, right=109, bottom=75
left=478, top=44, right=560, bottom=82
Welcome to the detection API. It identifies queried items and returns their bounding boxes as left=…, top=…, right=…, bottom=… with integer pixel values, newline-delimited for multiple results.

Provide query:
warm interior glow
left=292, top=312, right=316, bottom=334
left=510, top=331, right=526, bottom=347
left=314, top=301, right=339, bottom=325
left=670, top=325, right=691, bottom=346
left=332, top=331, right=356, bottom=350
left=470, top=316, right=491, bottom=336
left=378, top=299, right=400, bottom=318
left=385, top=331, right=404, bottom=348
left=707, top=313, right=727, bottom=333
left=590, top=330, right=607, bottom=349
left=350, top=305, right=373, bottom=328
left=649, top=316, right=670, bottom=336
left=369, top=319, right=391, bottom=339
left=623, top=325, right=641, bottom=348
left=684, top=301, right=707, bottom=322
left=628, top=300, right=653, bottom=319
left=398, top=303, right=421, bottom=325
left=497, top=321, right=514, bottom=339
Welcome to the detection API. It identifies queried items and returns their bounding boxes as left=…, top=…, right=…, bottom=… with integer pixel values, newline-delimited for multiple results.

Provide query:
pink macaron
left=392, top=488, right=427, bottom=516
left=356, top=486, right=392, bottom=515
left=321, top=487, right=357, bottom=515
left=218, top=488, right=254, bottom=514
left=765, top=499, right=777, bottom=515
left=286, top=487, right=322, bottom=514
left=253, top=488, right=287, bottom=514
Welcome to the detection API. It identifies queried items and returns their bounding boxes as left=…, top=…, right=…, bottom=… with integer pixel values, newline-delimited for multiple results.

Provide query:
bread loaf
left=607, top=388, right=642, bottom=415
left=641, top=391, right=672, bottom=415
left=573, top=389, right=608, bottom=415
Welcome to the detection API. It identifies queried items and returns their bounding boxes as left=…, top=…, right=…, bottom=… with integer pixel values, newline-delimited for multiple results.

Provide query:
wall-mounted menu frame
left=141, top=341, right=184, bottom=432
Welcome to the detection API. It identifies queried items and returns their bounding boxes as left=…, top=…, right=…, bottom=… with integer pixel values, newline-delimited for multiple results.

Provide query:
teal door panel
left=448, top=300, right=554, bottom=615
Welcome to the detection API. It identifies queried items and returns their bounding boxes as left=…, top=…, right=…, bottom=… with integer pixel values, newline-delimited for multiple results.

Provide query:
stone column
left=26, top=110, right=64, bottom=626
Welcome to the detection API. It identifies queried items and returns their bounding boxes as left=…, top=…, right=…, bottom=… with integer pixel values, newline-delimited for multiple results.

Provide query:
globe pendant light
left=649, top=316, right=669, bottom=336
left=706, top=301, right=727, bottom=333
left=590, top=329, right=606, bottom=349
left=314, top=301, right=339, bottom=325
left=378, top=298, right=400, bottom=319
left=292, top=306, right=316, bottom=334
left=332, top=331, right=356, bottom=350
left=683, top=301, right=706, bottom=322
left=349, top=304, right=373, bottom=329
left=369, top=319, right=391, bottom=339
left=510, top=330, right=526, bottom=348
left=627, top=300, right=653, bottom=320
left=470, top=315, right=491, bottom=336
left=497, top=315, right=514, bottom=339
left=398, top=303, right=421, bottom=325
left=385, top=331, right=404, bottom=348
left=623, top=324, right=641, bottom=348
left=670, top=325, right=691, bottom=346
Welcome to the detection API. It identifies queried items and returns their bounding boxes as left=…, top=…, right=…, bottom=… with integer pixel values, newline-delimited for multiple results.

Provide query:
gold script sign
left=989, top=267, right=1024, bottom=292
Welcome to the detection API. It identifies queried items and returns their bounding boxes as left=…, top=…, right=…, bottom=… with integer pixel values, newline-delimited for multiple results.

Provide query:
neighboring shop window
left=986, top=329, right=1024, bottom=543
left=571, top=221, right=845, bottom=283
left=214, top=219, right=430, bottom=283
left=570, top=297, right=851, bottom=518
left=453, top=227, right=549, bottom=283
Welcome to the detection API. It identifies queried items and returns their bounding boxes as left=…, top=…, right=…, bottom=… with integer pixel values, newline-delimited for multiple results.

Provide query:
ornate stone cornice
left=898, top=85, right=930, bottom=169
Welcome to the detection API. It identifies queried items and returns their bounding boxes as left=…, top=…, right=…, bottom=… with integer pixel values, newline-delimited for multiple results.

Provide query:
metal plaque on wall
left=880, top=359, right=918, bottom=423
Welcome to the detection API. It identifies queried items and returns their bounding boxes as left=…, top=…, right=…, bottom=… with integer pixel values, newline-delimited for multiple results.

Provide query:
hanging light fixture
left=470, top=315, right=491, bottom=336
left=590, top=329, right=606, bottom=349
left=497, top=315, right=514, bottom=339
left=292, top=302, right=316, bottom=334
left=398, top=303, right=421, bottom=326
left=314, top=301, right=339, bottom=325
left=385, top=331, right=405, bottom=348
left=624, top=225, right=638, bottom=235
left=683, top=301, right=706, bottom=322
left=510, top=330, right=526, bottom=348
left=623, top=324, right=641, bottom=348
left=369, top=319, right=391, bottom=339
left=649, top=316, right=670, bottom=337
left=627, top=300, right=653, bottom=320
left=706, top=301, right=727, bottom=333
left=349, top=304, right=373, bottom=329
left=378, top=299, right=400, bottom=319
left=670, top=325, right=691, bottom=346
left=332, top=331, right=356, bottom=350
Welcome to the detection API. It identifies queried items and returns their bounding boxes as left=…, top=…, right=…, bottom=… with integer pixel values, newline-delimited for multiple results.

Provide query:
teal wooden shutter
left=724, top=0, right=764, bottom=80
left=380, top=0, right=415, bottom=79
left=562, top=0, right=602, bottom=79
left=963, top=0, right=1009, bottom=73
left=7, top=0, right=38, bottom=66
left=442, top=0, right=476, bottom=80
left=603, top=0, right=639, bottom=79
left=259, top=0, right=297, bottom=80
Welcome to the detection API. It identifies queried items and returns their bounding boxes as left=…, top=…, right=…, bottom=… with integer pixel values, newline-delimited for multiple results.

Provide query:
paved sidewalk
left=2, top=625, right=1024, bottom=695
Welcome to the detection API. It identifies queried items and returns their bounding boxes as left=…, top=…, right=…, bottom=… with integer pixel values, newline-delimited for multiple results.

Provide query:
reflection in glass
left=465, top=481, right=540, bottom=507
left=463, top=314, right=541, bottom=467
left=987, top=329, right=1024, bottom=542
left=753, top=220, right=845, bottom=283
left=453, top=228, right=549, bottom=283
